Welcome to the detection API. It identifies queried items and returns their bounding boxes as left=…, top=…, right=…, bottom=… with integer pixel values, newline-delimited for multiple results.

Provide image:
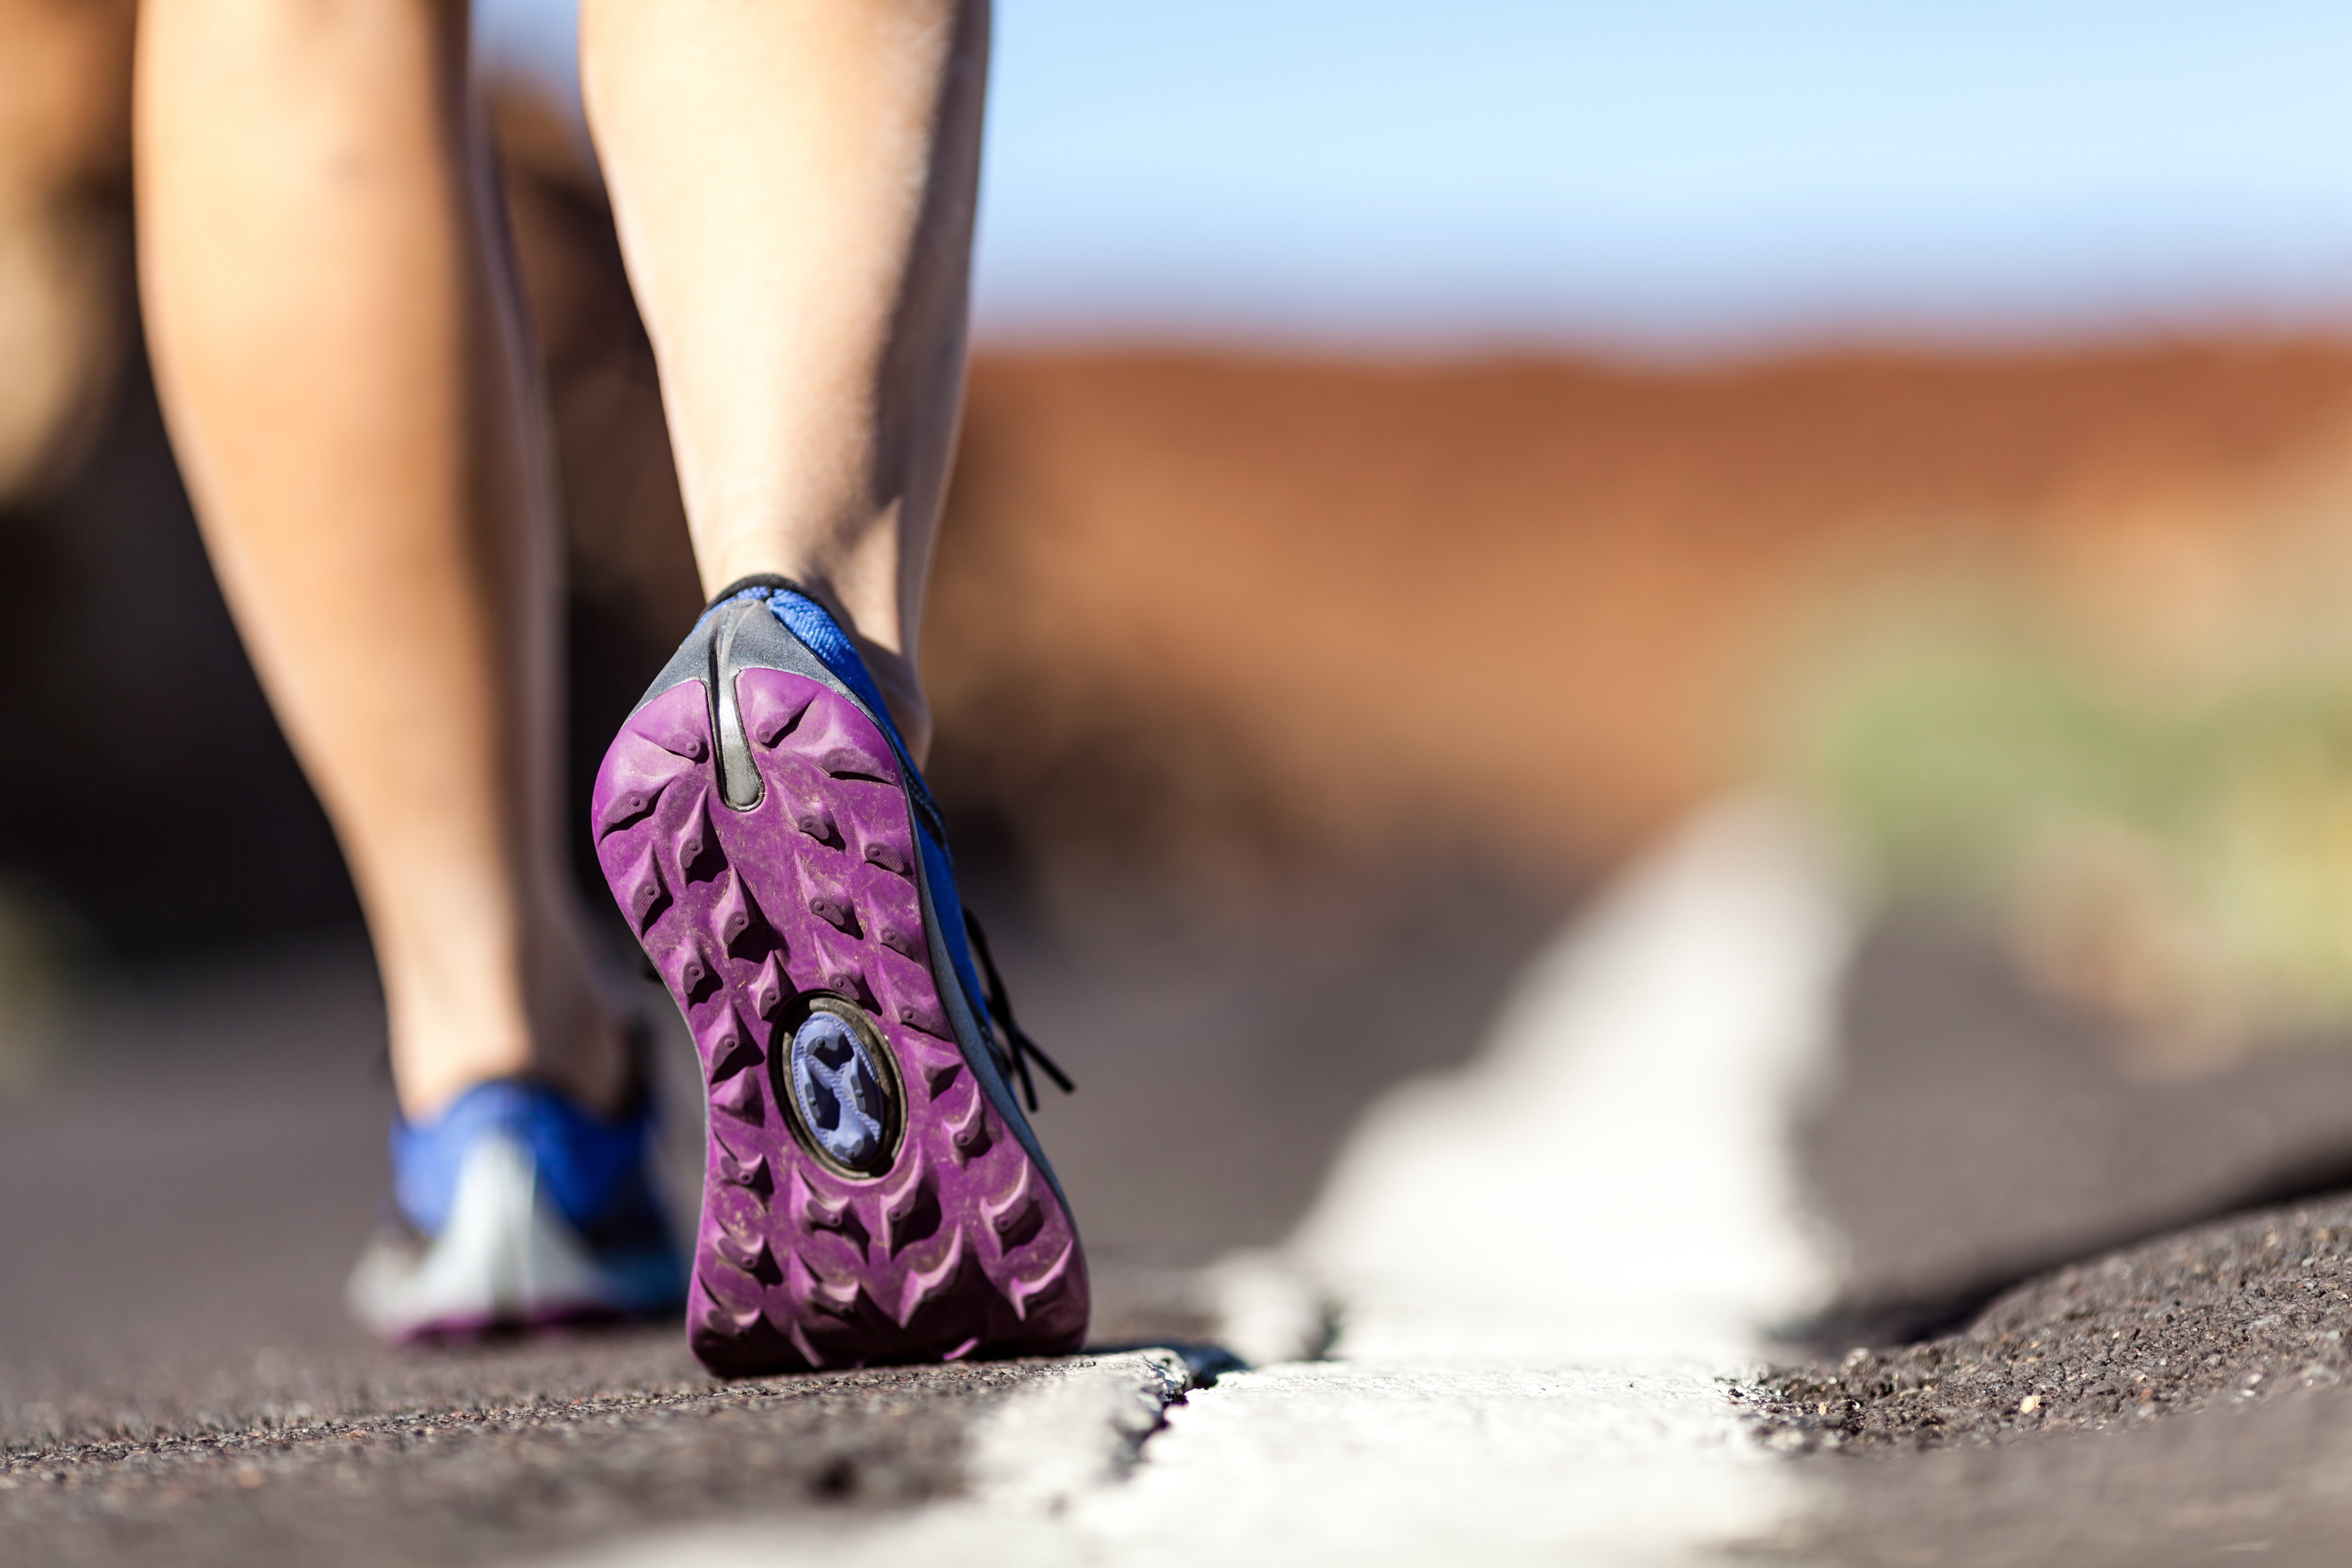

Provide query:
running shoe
left=348, top=1078, right=685, bottom=1340
left=591, top=576, right=1088, bottom=1374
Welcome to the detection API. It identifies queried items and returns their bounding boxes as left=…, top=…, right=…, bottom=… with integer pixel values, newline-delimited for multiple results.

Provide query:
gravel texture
left=0, top=1333, right=1060, bottom=1568
left=1741, top=1380, right=2352, bottom=1568
left=0, top=880, right=1508, bottom=1567
left=26, top=894, right=2352, bottom=1563
left=1717, top=913, right=2352, bottom=1565
left=1748, top=1194, right=2352, bottom=1452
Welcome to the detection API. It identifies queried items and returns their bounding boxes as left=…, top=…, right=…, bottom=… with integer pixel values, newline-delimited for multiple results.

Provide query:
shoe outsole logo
left=778, top=996, right=903, bottom=1179
left=592, top=670, right=1088, bottom=1376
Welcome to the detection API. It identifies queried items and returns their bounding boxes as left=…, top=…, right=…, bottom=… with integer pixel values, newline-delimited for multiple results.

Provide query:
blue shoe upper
left=759, top=590, right=904, bottom=752
left=392, top=1078, right=662, bottom=1241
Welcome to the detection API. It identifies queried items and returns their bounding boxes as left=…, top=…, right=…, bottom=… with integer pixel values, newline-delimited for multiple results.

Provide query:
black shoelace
left=962, top=911, right=1075, bottom=1112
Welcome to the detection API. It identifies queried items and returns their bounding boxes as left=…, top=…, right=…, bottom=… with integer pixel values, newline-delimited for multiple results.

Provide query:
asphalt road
left=0, top=861, right=1563, bottom=1565
left=1750, top=912, right=2352, bottom=1568
left=13, top=865, right=2352, bottom=1563
left=2, top=1346, right=1034, bottom=1568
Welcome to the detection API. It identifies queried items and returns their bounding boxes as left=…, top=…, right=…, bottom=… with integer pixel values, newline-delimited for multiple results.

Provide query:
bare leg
left=137, top=0, right=627, bottom=1119
left=578, top=0, right=988, bottom=765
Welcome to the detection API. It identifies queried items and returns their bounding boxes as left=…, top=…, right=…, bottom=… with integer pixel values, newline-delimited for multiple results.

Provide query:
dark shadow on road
left=1795, top=909, right=2352, bottom=1353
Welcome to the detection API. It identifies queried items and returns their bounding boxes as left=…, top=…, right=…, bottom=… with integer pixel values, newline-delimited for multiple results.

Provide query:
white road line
left=564, top=797, right=1860, bottom=1567
left=1295, top=795, right=1854, bottom=1364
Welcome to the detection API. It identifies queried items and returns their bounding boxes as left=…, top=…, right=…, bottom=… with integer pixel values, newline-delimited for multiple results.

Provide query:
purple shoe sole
left=593, top=668, right=1088, bottom=1375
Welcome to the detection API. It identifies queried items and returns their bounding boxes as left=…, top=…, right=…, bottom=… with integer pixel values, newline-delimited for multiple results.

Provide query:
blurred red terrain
left=923, top=343, right=2352, bottom=887
left=472, top=97, right=2352, bottom=900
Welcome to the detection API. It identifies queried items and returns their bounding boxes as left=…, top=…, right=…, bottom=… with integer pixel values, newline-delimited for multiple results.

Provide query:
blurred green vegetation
left=1796, top=624, right=2352, bottom=1055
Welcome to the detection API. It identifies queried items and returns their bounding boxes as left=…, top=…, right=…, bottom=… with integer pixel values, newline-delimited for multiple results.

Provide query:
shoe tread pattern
left=593, top=673, right=1088, bottom=1375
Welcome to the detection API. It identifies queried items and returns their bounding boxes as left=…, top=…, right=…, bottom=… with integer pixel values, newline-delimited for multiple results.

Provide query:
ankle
left=858, top=644, right=934, bottom=766
left=389, top=1010, right=631, bottom=1123
left=709, top=568, right=935, bottom=764
left=383, top=932, right=633, bottom=1121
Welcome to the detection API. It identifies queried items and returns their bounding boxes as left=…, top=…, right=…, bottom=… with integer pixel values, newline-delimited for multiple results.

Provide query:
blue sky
left=480, top=0, right=2352, bottom=348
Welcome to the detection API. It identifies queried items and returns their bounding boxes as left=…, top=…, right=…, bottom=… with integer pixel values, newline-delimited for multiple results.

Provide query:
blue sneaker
left=348, top=1079, right=685, bottom=1340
